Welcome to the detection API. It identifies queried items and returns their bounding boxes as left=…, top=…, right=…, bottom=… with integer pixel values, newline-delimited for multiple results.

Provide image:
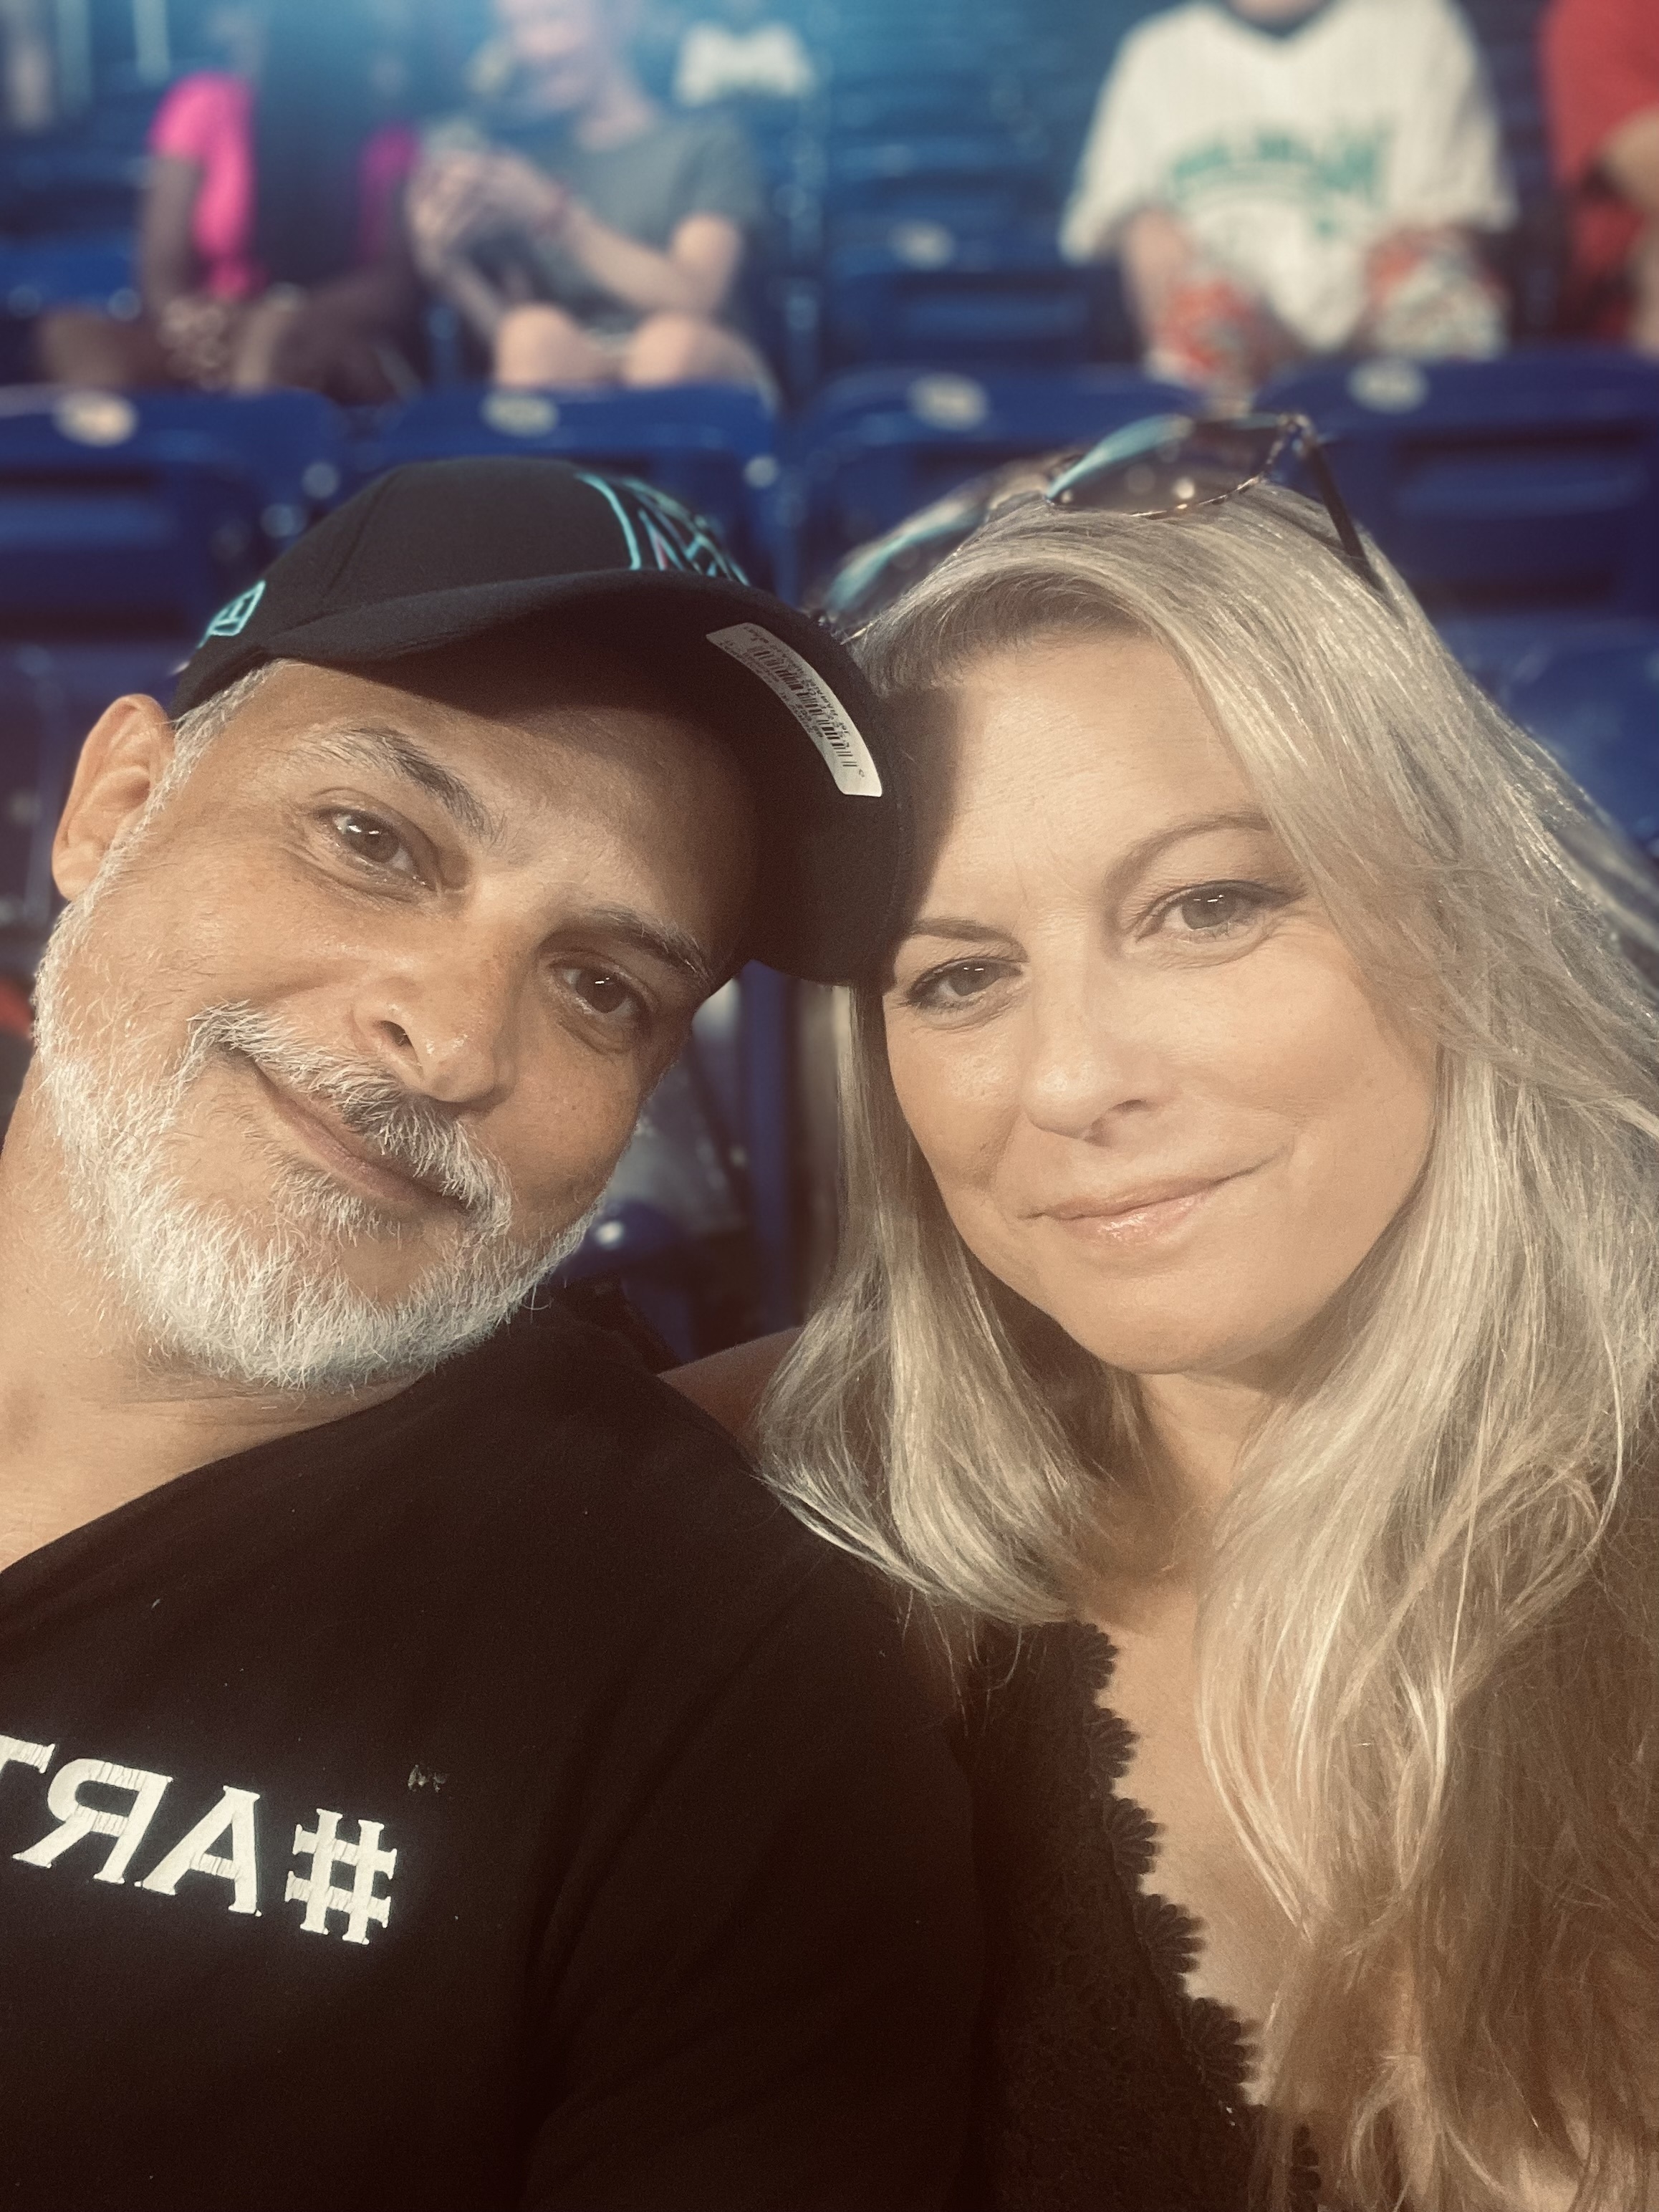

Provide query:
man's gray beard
left=29, top=900, right=596, bottom=1395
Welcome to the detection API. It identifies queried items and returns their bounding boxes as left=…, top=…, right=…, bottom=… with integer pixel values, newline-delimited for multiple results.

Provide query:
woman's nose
left=1016, top=964, right=1170, bottom=1140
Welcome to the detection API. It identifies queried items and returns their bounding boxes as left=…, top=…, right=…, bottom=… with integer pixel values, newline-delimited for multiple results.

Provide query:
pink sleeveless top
left=147, top=71, right=415, bottom=299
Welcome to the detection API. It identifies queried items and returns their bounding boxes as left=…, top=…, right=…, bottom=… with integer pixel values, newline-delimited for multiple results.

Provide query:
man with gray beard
left=0, top=457, right=978, bottom=2210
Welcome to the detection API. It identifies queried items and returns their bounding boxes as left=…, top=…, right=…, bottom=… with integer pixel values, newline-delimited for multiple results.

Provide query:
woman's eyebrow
left=903, top=810, right=1276, bottom=947
left=1107, top=809, right=1276, bottom=887
left=310, top=726, right=503, bottom=845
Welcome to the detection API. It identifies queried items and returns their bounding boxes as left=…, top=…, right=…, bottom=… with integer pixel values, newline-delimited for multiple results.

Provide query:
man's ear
left=52, top=694, right=178, bottom=903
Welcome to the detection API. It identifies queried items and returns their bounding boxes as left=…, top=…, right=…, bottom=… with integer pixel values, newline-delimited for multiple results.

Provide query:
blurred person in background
left=1542, top=0, right=1659, bottom=354
left=674, top=0, right=816, bottom=109
left=1061, top=0, right=1514, bottom=406
left=409, top=0, right=770, bottom=392
left=0, top=0, right=54, bottom=130
left=37, top=0, right=420, bottom=400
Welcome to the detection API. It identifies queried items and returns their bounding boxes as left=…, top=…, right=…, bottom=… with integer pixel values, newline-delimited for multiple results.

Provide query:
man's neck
left=0, top=1082, right=406, bottom=1578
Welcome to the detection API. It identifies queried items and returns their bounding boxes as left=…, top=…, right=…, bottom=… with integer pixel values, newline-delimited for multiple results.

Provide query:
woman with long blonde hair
left=681, top=429, right=1659, bottom=2211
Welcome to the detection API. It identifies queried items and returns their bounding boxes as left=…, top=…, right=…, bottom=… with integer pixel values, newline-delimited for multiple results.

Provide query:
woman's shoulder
left=664, top=1328, right=798, bottom=1449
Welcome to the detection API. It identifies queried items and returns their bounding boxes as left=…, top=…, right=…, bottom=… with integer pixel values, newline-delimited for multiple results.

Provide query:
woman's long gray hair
left=761, top=488, right=1659, bottom=2208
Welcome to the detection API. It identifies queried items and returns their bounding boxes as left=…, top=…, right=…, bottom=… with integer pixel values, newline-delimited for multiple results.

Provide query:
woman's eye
left=1155, top=882, right=1281, bottom=939
left=907, top=958, right=1009, bottom=1011
left=329, top=810, right=414, bottom=874
left=561, top=966, right=642, bottom=1021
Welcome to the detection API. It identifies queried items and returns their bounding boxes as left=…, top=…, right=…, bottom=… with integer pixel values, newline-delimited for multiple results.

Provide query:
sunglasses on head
left=813, top=410, right=1383, bottom=638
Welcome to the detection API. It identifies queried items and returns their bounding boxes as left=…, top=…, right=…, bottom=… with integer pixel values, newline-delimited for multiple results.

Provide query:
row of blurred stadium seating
left=0, top=0, right=1561, bottom=400
left=0, top=345, right=1653, bottom=910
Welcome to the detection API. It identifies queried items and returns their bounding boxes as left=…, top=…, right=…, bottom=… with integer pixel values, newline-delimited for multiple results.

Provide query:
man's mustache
left=180, top=1003, right=514, bottom=1232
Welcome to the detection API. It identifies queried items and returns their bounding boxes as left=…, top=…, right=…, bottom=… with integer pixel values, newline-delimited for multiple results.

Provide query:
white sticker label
left=706, top=623, right=883, bottom=799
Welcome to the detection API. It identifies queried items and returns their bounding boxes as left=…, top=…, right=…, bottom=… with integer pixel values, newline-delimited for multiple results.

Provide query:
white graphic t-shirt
left=1059, top=0, right=1515, bottom=350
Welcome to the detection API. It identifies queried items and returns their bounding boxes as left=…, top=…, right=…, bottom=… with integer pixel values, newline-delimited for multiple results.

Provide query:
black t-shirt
left=0, top=1309, right=981, bottom=2211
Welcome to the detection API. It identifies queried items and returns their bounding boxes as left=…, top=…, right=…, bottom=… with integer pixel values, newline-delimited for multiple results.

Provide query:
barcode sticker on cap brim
left=707, top=624, right=883, bottom=799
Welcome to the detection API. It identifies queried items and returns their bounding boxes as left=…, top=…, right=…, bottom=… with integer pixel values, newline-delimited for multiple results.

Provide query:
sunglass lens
left=1054, top=418, right=1288, bottom=514
left=814, top=457, right=1067, bottom=628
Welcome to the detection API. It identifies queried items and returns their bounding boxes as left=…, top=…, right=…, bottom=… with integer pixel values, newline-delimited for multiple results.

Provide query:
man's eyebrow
left=312, top=726, right=504, bottom=845
left=903, top=810, right=1278, bottom=946
left=574, top=904, right=720, bottom=999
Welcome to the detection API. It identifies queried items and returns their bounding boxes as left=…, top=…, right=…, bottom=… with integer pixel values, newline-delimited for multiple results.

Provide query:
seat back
left=0, top=234, right=135, bottom=320
left=554, top=964, right=797, bottom=1354
left=352, top=383, right=784, bottom=585
left=0, top=640, right=186, bottom=946
left=1261, top=352, right=1659, bottom=617
left=823, top=133, right=1054, bottom=238
left=0, top=389, right=349, bottom=635
left=823, top=226, right=1102, bottom=370
left=791, top=365, right=1198, bottom=600
left=1499, top=626, right=1659, bottom=854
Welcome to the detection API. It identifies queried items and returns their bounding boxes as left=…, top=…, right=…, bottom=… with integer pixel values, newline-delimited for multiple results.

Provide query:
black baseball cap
left=173, top=456, right=909, bottom=984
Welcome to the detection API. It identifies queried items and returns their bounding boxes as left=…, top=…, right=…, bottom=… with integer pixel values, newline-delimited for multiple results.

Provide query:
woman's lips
left=1038, top=1173, right=1242, bottom=1246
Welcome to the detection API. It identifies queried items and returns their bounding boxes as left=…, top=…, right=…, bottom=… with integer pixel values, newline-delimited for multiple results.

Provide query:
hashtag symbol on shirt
left=284, top=1810, right=397, bottom=1945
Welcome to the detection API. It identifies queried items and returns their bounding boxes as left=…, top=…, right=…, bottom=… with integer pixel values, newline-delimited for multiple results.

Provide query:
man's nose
left=354, top=946, right=521, bottom=1107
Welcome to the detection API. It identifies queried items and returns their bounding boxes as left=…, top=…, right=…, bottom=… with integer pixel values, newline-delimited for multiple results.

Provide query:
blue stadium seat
left=823, top=134, right=1055, bottom=239
left=822, top=36, right=984, bottom=85
left=787, top=364, right=1198, bottom=600
left=1259, top=351, right=1659, bottom=622
left=352, top=383, right=784, bottom=586
left=0, top=388, right=350, bottom=635
left=555, top=964, right=799, bottom=1354
left=1496, top=625, right=1659, bottom=856
left=0, top=640, right=183, bottom=945
left=822, top=224, right=1104, bottom=371
left=0, top=236, right=138, bottom=380
left=828, top=74, right=1019, bottom=140
left=0, top=234, right=135, bottom=321
left=0, top=135, right=145, bottom=238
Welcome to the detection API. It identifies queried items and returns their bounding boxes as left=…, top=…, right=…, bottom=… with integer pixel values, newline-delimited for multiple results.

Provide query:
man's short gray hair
left=169, top=658, right=283, bottom=774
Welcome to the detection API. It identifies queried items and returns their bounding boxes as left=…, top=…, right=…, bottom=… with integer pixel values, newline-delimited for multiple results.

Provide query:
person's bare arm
left=468, top=151, right=745, bottom=317
left=1116, top=204, right=1198, bottom=337
left=665, top=1329, right=799, bottom=1449
left=138, top=153, right=205, bottom=314
left=1601, top=107, right=1659, bottom=215
left=1600, top=110, right=1659, bottom=352
left=406, top=152, right=516, bottom=344
left=300, top=215, right=422, bottom=339
left=558, top=206, right=745, bottom=319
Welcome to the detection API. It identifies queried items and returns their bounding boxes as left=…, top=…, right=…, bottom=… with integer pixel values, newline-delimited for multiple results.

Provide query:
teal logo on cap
left=200, top=581, right=266, bottom=643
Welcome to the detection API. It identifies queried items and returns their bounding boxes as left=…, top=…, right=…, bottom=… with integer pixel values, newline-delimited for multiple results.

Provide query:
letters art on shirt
left=0, top=1730, right=398, bottom=1943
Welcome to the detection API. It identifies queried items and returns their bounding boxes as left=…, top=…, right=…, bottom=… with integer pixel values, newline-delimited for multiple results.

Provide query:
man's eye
left=329, top=810, right=413, bottom=873
left=561, top=966, right=642, bottom=1021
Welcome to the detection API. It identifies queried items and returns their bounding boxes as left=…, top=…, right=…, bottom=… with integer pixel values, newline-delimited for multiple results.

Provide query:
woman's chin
left=1033, top=1289, right=1292, bottom=1380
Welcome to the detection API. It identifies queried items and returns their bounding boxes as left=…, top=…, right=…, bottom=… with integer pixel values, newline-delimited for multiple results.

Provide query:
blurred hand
left=155, top=291, right=244, bottom=386
left=408, top=153, right=504, bottom=280
left=408, top=151, right=570, bottom=283
left=470, top=153, right=571, bottom=242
